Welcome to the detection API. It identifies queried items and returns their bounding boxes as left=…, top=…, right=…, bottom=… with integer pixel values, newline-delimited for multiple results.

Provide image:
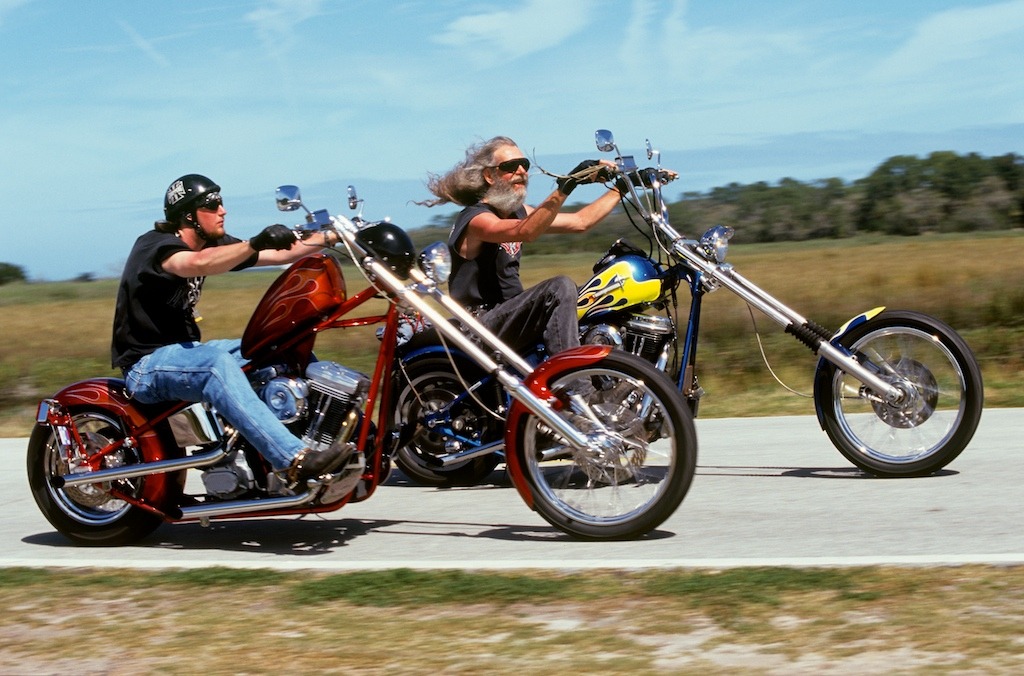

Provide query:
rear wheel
left=814, top=310, right=983, bottom=477
left=513, top=350, right=696, bottom=540
left=27, top=411, right=173, bottom=545
left=392, top=356, right=503, bottom=486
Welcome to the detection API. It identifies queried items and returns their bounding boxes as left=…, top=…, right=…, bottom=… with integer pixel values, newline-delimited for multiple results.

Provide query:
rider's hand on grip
left=250, top=224, right=297, bottom=251
left=558, top=160, right=614, bottom=196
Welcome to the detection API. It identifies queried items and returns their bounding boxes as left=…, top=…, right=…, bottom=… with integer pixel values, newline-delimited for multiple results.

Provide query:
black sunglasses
left=197, top=192, right=223, bottom=210
left=491, top=157, right=530, bottom=173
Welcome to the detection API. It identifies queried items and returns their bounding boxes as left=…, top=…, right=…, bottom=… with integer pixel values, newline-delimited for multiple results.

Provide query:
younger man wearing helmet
left=111, top=174, right=347, bottom=486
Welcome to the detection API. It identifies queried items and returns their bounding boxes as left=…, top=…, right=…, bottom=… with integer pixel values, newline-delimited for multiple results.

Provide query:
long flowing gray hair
left=418, top=136, right=517, bottom=208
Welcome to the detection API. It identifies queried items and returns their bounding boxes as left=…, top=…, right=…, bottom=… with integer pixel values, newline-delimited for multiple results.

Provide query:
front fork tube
left=675, top=276, right=706, bottom=415
left=380, top=263, right=592, bottom=451
left=691, top=261, right=903, bottom=405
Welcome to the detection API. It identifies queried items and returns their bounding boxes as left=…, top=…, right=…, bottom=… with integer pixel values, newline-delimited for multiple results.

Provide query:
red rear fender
left=46, top=378, right=180, bottom=462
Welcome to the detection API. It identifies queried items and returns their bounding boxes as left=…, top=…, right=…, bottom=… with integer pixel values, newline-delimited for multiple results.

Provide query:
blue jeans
left=124, top=339, right=303, bottom=470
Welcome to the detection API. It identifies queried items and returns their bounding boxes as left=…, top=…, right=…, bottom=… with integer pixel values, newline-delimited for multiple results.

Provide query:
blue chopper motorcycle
left=391, top=129, right=983, bottom=486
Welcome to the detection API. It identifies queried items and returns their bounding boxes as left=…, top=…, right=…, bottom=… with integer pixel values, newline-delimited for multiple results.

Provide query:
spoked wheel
left=27, top=410, right=175, bottom=545
left=814, top=310, right=983, bottom=477
left=392, top=357, right=502, bottom=486
left=514, top=351, right=696, bottom=540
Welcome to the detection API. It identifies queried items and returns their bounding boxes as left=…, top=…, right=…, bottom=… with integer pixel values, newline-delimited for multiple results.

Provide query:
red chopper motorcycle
left=27, top=185, right=697, bottom=544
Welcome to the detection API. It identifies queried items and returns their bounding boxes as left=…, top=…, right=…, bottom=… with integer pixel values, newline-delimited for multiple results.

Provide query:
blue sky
left=2, top=0, right=1022, bottom=281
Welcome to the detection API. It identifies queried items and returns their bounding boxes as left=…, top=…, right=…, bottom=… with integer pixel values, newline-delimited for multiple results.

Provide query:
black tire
left=392, top=356, right=503, bottom=486
left=27, top=410, right=175, bottom=545
left=814, top=310, right=983, bottom=477
left=513, top=350, right=697, bottom=540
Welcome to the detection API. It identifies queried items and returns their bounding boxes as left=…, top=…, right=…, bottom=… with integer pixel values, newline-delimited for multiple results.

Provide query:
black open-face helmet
left=164, top=174, right=221, bottom=223
left=356, top=222, right=416, bottom=279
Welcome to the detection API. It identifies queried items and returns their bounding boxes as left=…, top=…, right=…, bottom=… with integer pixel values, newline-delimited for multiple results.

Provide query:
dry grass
left=0, top=566, right=1021, bottom=674
left=2, top=231, right=1022, bottom=436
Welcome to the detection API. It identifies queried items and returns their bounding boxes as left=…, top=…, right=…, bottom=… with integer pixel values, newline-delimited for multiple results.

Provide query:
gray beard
left=483, top=180, right=526, bottom=216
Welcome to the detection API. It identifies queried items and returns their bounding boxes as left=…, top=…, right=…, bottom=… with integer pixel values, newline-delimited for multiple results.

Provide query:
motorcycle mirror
left=275, top=185, right=303, bottom=212
left=347, top=185, right=360, bottom=211
left=646, top=139, right=660, bottom=164
left=595, top=129, right=615, bottom=152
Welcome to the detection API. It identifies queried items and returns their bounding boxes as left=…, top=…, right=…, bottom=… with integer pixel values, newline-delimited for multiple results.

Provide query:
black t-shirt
left=110, top=229, right=256, bottom=369
left=447, top=202, right=527, bottom=308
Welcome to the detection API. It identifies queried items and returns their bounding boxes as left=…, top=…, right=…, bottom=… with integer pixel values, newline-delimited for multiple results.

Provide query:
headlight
left=699, top=225, right=734, bottom=264
left=418, top=242, right=452, bottom=284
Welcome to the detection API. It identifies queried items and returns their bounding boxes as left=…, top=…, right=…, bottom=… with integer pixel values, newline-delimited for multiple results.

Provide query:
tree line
left=3, top=150, right=1021, bottom=285
left=409, top=150, right=1024, bottom=254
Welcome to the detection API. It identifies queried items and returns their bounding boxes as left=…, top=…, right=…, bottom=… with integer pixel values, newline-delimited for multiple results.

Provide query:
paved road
left=2, top=409, right=1022, bottom=571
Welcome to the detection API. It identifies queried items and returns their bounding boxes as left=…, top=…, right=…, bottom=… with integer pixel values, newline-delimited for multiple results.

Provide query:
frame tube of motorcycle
left=337, top=224, right=591, bottom=450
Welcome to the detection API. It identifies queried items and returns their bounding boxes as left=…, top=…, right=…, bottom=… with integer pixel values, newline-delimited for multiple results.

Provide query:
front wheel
left=27, top=410, right=174, bottom=545
left=513, top=350, right=697, bottom=540
left=814, top=310, right=983, bottom=477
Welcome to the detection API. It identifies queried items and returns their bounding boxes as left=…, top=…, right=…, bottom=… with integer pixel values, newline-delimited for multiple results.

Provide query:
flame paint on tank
left=577, top=255, right=663, bottom=320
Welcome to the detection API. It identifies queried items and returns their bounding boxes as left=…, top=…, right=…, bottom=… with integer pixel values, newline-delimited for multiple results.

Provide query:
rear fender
left=39, top=378, right=186, bottom=505
left=813, top=306, right=886, bottom=427
left=503, top=345, right=612, bottom=507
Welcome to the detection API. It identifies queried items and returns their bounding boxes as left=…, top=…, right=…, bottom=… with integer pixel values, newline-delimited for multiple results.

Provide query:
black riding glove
left=250, top=224, right=297, bottom=251
left=557, top=160, right=606, bottom=196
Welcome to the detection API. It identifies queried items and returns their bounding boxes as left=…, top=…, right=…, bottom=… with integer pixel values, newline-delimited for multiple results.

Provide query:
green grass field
left=2, top=231, right=1022, bottom=436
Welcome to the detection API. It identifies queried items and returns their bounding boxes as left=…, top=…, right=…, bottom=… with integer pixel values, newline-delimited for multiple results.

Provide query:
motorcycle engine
left=258, top=361, right=371, bottom=449
left=582, top=313, right=674, bottom=369
left=201, top=450, right=255, bottom=500
left=199, top=362, right=370, bottom=500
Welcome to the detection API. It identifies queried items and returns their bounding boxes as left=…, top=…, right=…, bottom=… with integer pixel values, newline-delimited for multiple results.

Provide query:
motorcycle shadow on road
left=22, top=515, right=674, bottom=554
left=697, top=465, right=958, bottom=479
left=20, top=465, right=675, bottom=554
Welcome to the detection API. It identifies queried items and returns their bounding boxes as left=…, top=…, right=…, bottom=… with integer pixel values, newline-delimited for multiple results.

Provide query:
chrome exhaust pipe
left=52, top=446, right=227, bottom=489
left=170, top=488, right=319, bottom=521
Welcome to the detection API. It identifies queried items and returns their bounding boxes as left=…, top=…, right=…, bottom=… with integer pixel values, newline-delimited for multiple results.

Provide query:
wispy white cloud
left=246, top=0, right=324, bottom=58
left=434, top=0, right=593, bottom=65
left=870, top=0, right=1024, bottom=80
left=0, top=0, right=33, bottom=27
left=116, top=20, right=170, bottom=68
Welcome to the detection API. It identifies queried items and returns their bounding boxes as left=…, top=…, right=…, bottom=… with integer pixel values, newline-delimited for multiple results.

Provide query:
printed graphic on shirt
left=168, top=276, right=206, bottom=318
left=500, top=242, right=522, bottom=257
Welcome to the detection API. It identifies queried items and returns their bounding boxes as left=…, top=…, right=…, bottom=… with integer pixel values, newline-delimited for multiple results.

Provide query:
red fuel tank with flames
left=240, top=253, right=347, bottom=364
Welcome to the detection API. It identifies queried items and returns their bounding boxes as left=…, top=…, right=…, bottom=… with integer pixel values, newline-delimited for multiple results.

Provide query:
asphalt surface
left=2, top=409, right=1022, bottom=571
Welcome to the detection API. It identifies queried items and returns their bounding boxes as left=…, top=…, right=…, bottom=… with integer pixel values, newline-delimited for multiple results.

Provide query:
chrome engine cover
left=300, top=361, right=370, bottom=448
left=201, top=451, right=255, bottom=499
left=582, top=313, right=675, bottom=368
left=261, top=377, right=309, bottom=423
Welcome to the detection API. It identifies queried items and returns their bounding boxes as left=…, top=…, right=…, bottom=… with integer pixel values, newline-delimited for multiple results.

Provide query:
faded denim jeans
left=124, top=339, right=303, bottom=470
